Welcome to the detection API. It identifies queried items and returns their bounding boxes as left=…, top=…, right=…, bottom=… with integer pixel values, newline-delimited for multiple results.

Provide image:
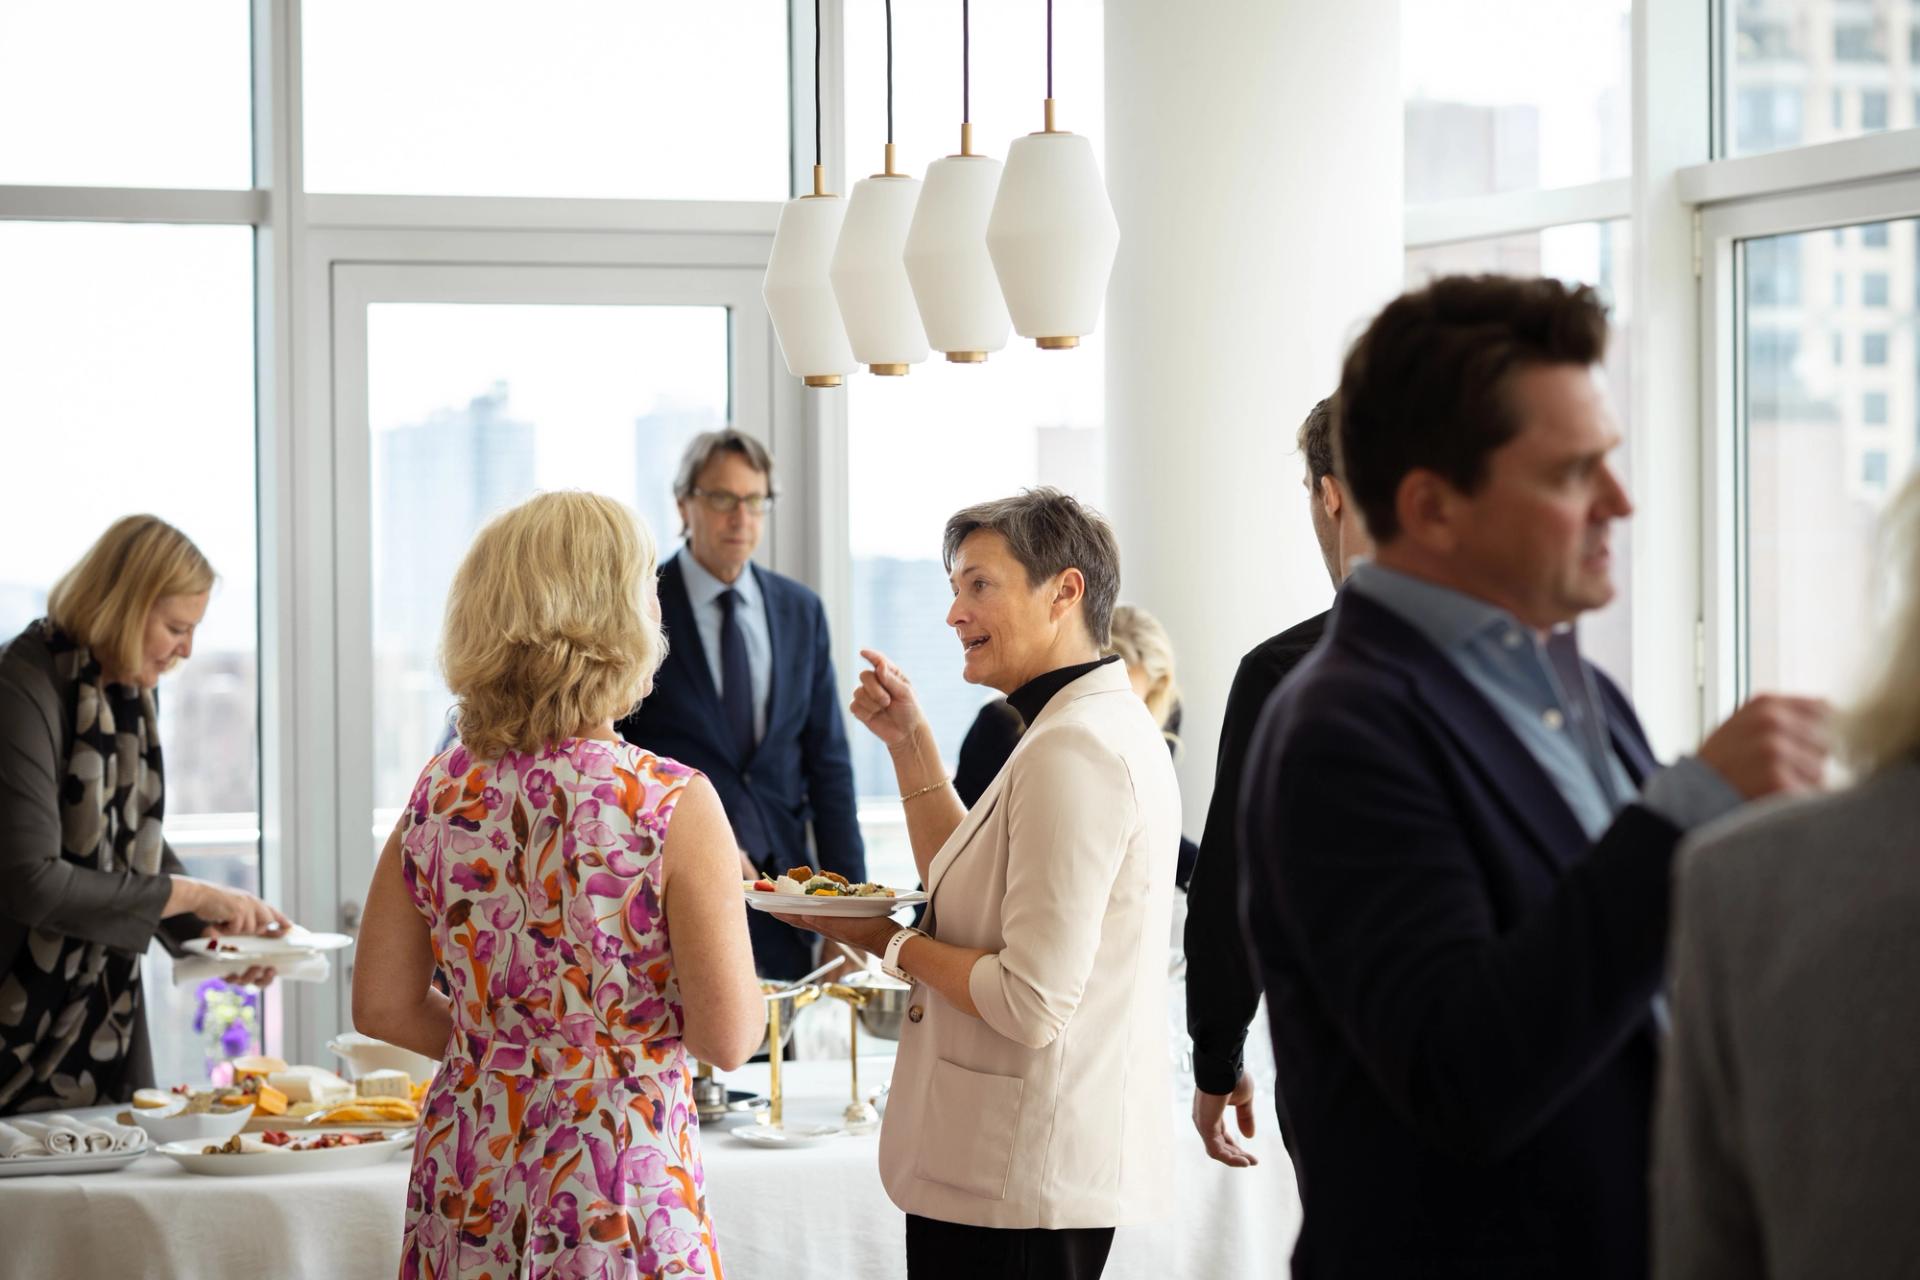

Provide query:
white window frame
left=1695, top=169, right=1920, bottom=723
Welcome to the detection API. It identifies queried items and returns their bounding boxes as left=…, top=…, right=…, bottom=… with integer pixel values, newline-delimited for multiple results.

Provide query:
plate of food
left=125, top=1089, right=256, bottom=1145
left=744, top=867, right=927, bottom=917
left=179, top=926, right=354, bottom=963
left=158, top=1129, right=414, bottom=1176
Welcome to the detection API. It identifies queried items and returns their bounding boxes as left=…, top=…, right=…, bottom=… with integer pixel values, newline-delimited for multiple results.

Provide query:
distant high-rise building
left=1403, top=100, right=1542, bottom=204
left=373, top=381, right=537, bottom=802
left=634, top=401, right=723, bottom=550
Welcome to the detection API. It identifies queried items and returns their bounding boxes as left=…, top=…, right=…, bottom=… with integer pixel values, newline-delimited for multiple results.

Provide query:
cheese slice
left=355, top=1068, right=413, bottom=1099
left=268, top=1067, right=354, bottom=1106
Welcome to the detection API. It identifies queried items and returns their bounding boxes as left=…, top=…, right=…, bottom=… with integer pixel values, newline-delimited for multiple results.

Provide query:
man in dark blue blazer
left=618, top=429, right=866, bottom=980
left=1240, top=277, right=1830, bottom=1277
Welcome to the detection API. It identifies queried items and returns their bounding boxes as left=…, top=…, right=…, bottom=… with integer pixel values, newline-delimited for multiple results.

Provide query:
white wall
left=1103, top=0, right=1405, bottom=833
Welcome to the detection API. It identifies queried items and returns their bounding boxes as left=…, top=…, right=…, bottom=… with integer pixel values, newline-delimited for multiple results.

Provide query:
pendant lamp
left=830, top=0, right=929, bottom=376
left=985, top=0, right=1119, bottom=350
left=764, top=0, right=855, bottom=388
left=903, top=0, right=1009, bottom=364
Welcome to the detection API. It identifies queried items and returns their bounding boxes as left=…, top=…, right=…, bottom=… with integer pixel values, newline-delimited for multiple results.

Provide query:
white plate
left=157, top=1131, right=414, bottom=1176
left=729, top=1123, right=845, bottom=1149
left=0, top=1149, right=147, bottom=1178
left=744, top=890, right=927, bottom=918
left=179, top=927, right=354, bottom=962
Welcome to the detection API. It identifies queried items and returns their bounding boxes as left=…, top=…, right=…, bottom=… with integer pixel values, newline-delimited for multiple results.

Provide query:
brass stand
left=824, top=983, right=881, bottom=1130
left=767, top=996, right=784, bottom=1128
left=761, top=984, right=822, bottom=1129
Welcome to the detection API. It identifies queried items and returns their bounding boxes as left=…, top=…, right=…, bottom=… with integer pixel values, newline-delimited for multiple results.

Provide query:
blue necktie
left=718, top=588, right=756, bottom=762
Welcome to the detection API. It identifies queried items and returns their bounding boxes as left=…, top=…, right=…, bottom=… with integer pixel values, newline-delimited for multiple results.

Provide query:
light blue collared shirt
left=678, top=547, right=772, bottom=744
left=1346, top=562, right=1740, bottom=840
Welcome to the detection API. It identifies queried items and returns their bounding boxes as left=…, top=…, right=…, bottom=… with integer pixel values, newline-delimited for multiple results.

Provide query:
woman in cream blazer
left=782, top=490, right=1182, bottom=1280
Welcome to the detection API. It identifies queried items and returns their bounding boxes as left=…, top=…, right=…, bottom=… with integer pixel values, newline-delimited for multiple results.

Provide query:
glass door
left=323, top=261, right=778, bottom=1045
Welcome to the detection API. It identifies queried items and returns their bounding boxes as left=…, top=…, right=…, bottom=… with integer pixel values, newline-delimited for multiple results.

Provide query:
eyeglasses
left=689, top=487, right=777, bottom=516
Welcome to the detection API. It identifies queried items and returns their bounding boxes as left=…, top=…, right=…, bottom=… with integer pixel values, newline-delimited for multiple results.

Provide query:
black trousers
left=905, top=1213, right=1116, bottom=1280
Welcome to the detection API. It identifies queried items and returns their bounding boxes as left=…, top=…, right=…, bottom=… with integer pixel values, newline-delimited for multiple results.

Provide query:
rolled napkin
left=0, top=1113, right=148, bottom=1156
left=97, top=1117, right=149, bottom=1153
left=0, top=1120, right=41, bottom=1159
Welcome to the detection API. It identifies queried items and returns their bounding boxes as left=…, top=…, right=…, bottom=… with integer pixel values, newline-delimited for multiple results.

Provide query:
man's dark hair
left=673, top=427, right=775, bottom=501
left=1296, top=398, right=1336, bottom=494
left=1334, top=274, right=1609, bottom=543
left=942, top=488, right=1122, bottom=647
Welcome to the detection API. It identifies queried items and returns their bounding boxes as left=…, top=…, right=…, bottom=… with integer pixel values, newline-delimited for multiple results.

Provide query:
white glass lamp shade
left=985, top=130, right=1120, bottom=348
left=829, top=175, right=929, bottom=375
left=903, top=154, right=1009, bottom=362
left=764, top=195, right=856, bottom=387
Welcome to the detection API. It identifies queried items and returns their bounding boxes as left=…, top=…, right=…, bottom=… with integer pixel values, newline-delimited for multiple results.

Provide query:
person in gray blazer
left=1656, top=470, right=1920, bottom=1279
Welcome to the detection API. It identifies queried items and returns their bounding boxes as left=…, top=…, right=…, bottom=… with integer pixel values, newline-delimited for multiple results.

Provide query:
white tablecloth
left=0, top=1054, right=1299, bottom=1279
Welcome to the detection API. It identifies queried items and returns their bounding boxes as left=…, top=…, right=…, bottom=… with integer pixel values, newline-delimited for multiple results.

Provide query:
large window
left=365, top=303, right=730, bottom=823
left=0, top=221, right=259, bottom=1084
left=1403, top=0, right=1631, bottom=202
left=302, top=1, right=790, bottom=200
left=1725, top=0, right=1920, bottom=156
left=1740, top=217, right=1920, bottom=700
left=839, top=0, right=1107, bottom=893
left=1404, top=221, right=1638, bottom=688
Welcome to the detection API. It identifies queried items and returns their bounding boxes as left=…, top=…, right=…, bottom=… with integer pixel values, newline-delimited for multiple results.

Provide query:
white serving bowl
left=326, top=1032, right=439, bottom=1083
left=130, top=1103, right=255, bottom=1146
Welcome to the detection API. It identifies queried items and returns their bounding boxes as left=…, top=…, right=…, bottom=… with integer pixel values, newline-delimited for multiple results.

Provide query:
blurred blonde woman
left=1657, top=471, right=1920, bottom=1277
left=1106, top=604, right=1200, bottom=886
left=353, top=491, right=762, bottom=1280
left=0, top=516, right=287, bottom=1115
left=1106, top=603, right=1181, bottom=744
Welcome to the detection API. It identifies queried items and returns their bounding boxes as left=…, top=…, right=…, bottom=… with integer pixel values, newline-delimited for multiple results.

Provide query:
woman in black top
left=0, top=516, right=287, bottom=1114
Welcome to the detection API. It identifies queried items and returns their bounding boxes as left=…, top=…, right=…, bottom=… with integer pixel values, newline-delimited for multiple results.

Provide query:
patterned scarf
left=0, top=621, right=166, bottom=1113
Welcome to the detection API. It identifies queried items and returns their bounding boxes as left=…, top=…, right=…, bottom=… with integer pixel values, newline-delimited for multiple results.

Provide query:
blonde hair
left=1105, top=603, right=1180, bottom=731
left=1840, top=471, right=1920, bottom=775
left=442, top=491, right=667, bottom=760
left=46, top=515, right=215, bottom=677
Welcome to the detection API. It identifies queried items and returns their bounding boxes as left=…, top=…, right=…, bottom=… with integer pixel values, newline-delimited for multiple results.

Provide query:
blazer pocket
left=913, top=1058, right=1025, bottom=1201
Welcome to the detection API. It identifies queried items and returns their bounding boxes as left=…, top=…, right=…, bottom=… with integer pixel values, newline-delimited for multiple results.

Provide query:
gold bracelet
left=899, top=776, right=950, bottom=803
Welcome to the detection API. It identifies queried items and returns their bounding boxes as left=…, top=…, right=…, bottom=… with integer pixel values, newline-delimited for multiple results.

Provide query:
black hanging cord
left=963, top=0, right=971, bottom=124
left=1046, top=0, right=1053, bottom=99
left=813, top=0, right=823, bottom=168
left=886, top=0, right=894, bottom=144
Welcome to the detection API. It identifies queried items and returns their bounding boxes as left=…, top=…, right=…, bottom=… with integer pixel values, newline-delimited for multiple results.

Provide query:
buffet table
left=0, top=1055, right=1299, bottom=1279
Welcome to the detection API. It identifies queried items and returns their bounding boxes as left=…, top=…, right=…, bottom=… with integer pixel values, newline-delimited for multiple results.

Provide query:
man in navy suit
left=618, top=429, right=866, bottom=980
left=1240, top=276, right=1830, bottom=1277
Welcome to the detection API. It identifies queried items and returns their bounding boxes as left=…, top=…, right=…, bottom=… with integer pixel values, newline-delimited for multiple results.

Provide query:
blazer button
left=907, top=1004, right=924, bottom=1024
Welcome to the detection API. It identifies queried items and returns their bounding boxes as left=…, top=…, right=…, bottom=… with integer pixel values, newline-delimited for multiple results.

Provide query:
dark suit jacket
left=617, top=555, right=865, bottom=979
left=1183, top=609, right=1327, bottom=1097
left=1241, top=587, right=1678, bottom=1279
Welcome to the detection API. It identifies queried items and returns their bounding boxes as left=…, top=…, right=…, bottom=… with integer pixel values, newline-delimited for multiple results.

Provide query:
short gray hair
left=672, top=428, right=776, bottom=502
left=942, top=488, right=1121, bottom=647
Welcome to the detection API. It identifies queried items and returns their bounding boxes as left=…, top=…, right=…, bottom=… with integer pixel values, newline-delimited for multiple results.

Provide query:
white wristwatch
left=881, top=926, right=926, bottom=983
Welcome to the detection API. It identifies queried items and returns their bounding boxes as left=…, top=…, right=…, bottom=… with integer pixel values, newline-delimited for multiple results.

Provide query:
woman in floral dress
left=354, top=491, right=765, bottom=1280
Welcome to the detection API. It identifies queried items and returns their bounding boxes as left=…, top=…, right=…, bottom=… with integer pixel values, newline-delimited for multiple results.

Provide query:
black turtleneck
left=1006, top=654, right=1121, bottom=726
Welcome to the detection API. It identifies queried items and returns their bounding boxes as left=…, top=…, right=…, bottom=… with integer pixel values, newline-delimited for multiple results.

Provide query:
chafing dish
left=757, top=981, right=822, bottom=1058
left=834, top=971, right=914, bottom=1040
